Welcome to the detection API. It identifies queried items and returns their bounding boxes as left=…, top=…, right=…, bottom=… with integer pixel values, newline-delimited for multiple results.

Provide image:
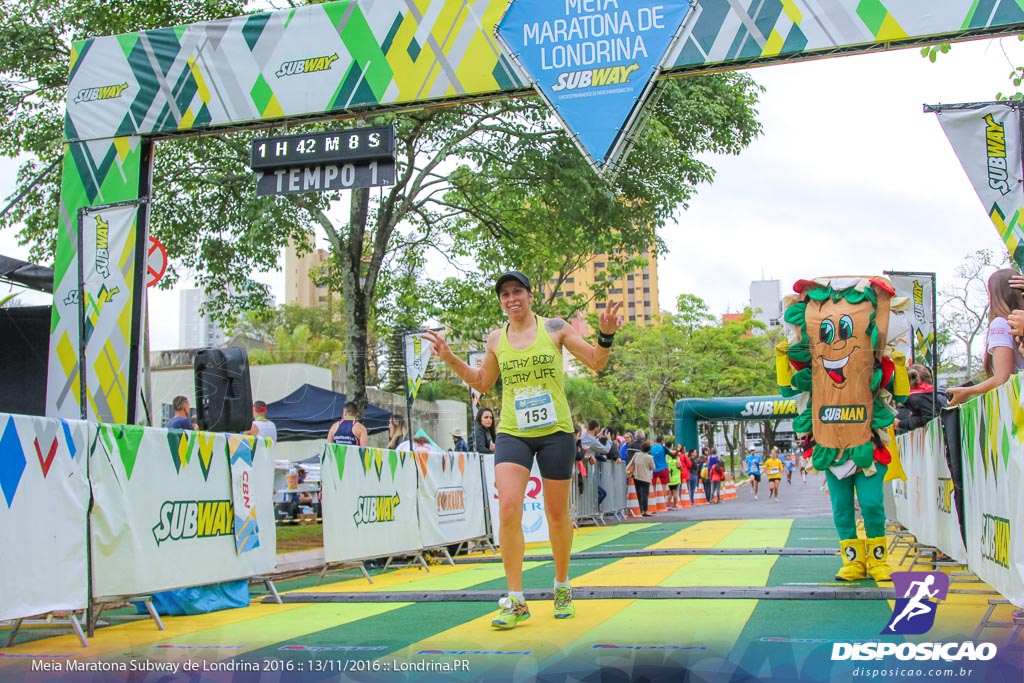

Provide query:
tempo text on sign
left=251, top=125, right=396, bottom=196
left=256, top=161, right=396, bottom=196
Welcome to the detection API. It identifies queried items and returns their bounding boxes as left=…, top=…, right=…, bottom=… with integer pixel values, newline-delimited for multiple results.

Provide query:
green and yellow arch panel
left=51, top=0, right=1024, bottom=421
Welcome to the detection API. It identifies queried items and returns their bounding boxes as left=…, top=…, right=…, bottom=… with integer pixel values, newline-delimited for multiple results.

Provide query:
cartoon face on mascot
left=804, top=293, right=876, bottom=458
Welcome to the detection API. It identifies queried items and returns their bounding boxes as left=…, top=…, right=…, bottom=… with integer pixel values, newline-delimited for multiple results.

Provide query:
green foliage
left=246, top=324, right=343, bottom=367
left=919, top=43, right=950, bottom=64
left=922, top=37, right=1024, bottom=100
left=231, top=303, right=345, bottom=367
left=0, top=0, right=247, bottom=265
left=599, top=295, right=776, bottom=434
left=563, top=376, right=617, bottom=425
left=424, top=75, right=763, bottom=341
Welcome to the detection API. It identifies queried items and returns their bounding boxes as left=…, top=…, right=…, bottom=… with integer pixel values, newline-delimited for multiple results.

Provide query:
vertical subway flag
left=404, top=332, right=434, bottom=401
left=933, top=103, right=1024, bottom=269
left=889, top=274, right=935, bottom=366
left=468, top=351, right=486, bottom=420
left=77, top=204, right=139, bottom=423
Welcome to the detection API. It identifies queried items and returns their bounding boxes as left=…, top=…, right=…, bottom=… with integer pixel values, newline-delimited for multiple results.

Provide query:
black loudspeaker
left=194, top=347, right=253, bottom=433
left=0, top=306, right=50, bottom=417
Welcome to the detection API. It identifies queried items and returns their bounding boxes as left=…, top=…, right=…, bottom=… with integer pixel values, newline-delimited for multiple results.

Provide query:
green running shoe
left=553, top=586, right=575, bottom=619
left=491, top=596, right=530, bottom=629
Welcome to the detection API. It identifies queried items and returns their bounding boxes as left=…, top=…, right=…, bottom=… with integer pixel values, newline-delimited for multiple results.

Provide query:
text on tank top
left=496, top=315, right=573, bottom=437
left=332, top=419, right=359, bottom=445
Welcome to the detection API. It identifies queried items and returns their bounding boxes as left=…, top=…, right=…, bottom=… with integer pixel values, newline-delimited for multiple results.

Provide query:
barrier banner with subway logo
left=0, top=414, right=90, bottom=621
left=934, top=103, right=1024, bottom=269
left=321, top=444, right=421, bottom=562
left=893, top=417, right=967, bottom=563
left=89, top=424, right=275, bottom=599
left=415, top=450, right=486, bottom=548
left=958, top=376, right=1024, bottom=606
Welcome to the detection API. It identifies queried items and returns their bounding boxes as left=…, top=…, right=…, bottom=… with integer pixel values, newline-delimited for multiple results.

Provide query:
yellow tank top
left=497, top=316, right=574, bottom=438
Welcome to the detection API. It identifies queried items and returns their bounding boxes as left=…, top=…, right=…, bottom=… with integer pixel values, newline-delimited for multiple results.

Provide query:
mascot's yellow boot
left=866, top=537, right=893, bottom=583
left=836, top=538, right=867, bottom=581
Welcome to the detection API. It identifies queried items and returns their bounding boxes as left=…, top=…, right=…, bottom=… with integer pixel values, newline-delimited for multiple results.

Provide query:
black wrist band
left=598, top=336, right=613, bottom=348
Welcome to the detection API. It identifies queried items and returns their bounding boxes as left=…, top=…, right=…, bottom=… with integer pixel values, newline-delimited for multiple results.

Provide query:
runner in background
left=765, top=447, right=784, bottom=503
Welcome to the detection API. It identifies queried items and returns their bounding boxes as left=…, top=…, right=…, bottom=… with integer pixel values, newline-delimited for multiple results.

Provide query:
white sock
left=509, top=591, right=525, bottom=603
left=554, top=580, right=571, bottom=590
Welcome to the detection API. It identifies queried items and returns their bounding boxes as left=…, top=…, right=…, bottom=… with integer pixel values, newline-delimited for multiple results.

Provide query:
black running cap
left=494, top=271, right=531, bottom=295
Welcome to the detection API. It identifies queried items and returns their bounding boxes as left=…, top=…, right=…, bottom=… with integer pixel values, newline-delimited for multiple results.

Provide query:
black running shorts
left=495, top=431, right=576, bottom=480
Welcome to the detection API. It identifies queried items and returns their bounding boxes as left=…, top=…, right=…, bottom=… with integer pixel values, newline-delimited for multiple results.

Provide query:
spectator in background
left=626, top=441, right=655, bottom=516
left=246, top=400, right=277, bottom=443
left=666, top=448, right=682, bottom=509
left=896, top=364, right=947, bottom=433
left=700, top=448, right=713, bottom=505
left=948, top=269, right=1024, bottom=406
left=619, top=431, right=634, bottom=462
left=452, top=429, right=469, bottom=452
left=650, top=435, right=670, bottom=501
left=167, top=396, right=194, bottom=430
left=686, top=448, right=699, bottom=507
left=580, top=420, right=612, bottom=460
left=605, top=428, right=621, bottom=460
left=327, top=401, right=369, bottom=446
left=472, top=408, right=497, bottom=453
left=579, top=420, right=611, bottom=505
left=388, top=414, right=409, bottom=450
left=710, top=458, right=725, bottom=504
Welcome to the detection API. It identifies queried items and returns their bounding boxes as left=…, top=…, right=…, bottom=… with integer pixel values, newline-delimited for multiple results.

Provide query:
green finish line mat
left=1, top=519, right=1020, bottom=683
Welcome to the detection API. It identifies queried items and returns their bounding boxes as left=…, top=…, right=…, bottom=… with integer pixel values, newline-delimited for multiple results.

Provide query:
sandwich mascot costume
left=777, top=276, right=908, bottom=582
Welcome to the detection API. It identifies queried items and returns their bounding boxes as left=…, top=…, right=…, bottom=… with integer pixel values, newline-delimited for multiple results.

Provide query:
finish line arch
left=674, top=395, right=799, bottom=453
left=51, top=1, right=1024, bottom=423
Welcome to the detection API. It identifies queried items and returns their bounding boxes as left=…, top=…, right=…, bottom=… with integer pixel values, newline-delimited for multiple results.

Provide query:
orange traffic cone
left=693, top=481, right=707, bottom=506
left=627, top=478, right=642, bottom=518
left=655, top=479, right=668, bottom=513
left=677, top=482, right=692, bottom=508
left=722, top=477, right=738, bottom=501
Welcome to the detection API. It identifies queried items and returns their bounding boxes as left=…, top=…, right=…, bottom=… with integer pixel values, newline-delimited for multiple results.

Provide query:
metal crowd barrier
left=571, top=460, right=628, bottom=526
left=598, top=460, right=628, bottom=521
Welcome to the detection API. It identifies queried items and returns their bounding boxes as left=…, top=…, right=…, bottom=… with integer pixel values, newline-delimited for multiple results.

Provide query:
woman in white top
left=948, top=269, right=1024, bottom=406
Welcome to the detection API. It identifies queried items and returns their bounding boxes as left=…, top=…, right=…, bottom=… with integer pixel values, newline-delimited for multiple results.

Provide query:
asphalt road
left=630, top=472, right=835, bottom=522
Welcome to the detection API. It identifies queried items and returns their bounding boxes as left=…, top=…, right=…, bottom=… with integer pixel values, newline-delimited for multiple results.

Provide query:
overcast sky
left=0, top=36, right=1020, bottom=350
left=661, top=38, right=1018, bottom=318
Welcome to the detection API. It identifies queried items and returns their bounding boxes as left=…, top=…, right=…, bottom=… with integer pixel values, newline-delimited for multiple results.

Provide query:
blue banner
left=497, top=0, right=691, bottom=174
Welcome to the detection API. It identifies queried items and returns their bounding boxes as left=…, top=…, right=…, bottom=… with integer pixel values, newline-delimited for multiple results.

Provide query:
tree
left=938, top=249, right=1003, bottom=380
left=600, top=297, right=777, bottom=435
left=424, top=75, right=763, bottom=341
left=563, top=376, right=617, bottom=426
left=1, top=1, right=764, bottom=417
left=0, top=0, right=248, bottom=264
